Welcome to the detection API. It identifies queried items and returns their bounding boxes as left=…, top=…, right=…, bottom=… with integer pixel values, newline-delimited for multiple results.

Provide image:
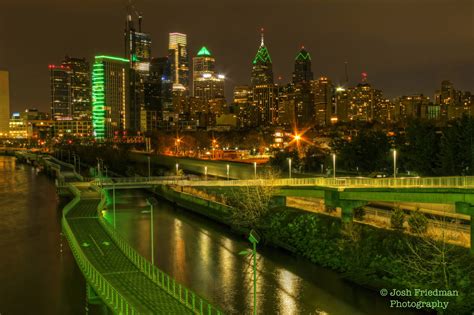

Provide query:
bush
left=408, top=209, right=428, bottom=234
left=390, top=207, right=405, bottom=230
left=353, top=207, right=366, bottom=221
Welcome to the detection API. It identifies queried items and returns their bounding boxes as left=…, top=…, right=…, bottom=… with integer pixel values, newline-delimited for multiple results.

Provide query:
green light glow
left=295, top=50, right=311, bottom=61
left=95, top=55, right=129, bottom=63
left=252, top=46, right=272, bottom=64
left=197, top=46, right=212, bottom=56
left=92, top=62, right=105, bottom=139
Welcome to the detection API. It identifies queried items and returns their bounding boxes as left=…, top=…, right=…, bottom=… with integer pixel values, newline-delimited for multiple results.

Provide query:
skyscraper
left=124, top=9, right=152, bottom=133
left=293, top=47, right=313, bottom=84
left=192, top=46, right=225, bottom=126
left=291, top=47, right=314, bottom=128
left=50, top=64, right=71, bottom=119
left=193, top=47, right=224, bottom=101
left=169, top=33, right=189, bottom=91
left=92, top=55, right=129, bottom=140
left=313, top=77, right=334, bottom=127
left=0, top=71, right=10, bottom=135
left=144, top=57, right=172, bottom=130
left=251, top=29, right=273, bottom=86
left=251, top=29, right=278, bottom=126
left=62, top=56, right=91, bottom=120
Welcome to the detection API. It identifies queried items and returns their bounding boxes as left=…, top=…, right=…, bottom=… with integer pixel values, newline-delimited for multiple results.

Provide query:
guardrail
left=98, top=214, right=223, bottom=315
left=62, top=217, right=138, bottom=314
left=92, top=175, right=474, bottom=189
left=62, top=184, right=138, bottom=314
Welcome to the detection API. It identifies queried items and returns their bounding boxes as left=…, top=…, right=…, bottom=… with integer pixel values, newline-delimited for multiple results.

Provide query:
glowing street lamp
left=175, top=163, right=179, bottom=175
left=204, top=166, right=208, bottom=180
left=253, top=162, right=257, bottom=179
left=393, top=149, right=397, bottom=178
left=226, top=164, right=230, bottom=180
left=332, top=153, right=336, bottom=178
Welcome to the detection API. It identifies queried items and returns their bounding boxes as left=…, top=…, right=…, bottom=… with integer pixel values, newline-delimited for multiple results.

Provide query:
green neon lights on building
left=92, top=62, right=105, bottom=139
left=252, top=46, right=272, bottom=64
left=95, top=55, right=129, bottom=63
left=197, top=46, right=212, bottom=56
left=295, top=50, right=311, bottom=61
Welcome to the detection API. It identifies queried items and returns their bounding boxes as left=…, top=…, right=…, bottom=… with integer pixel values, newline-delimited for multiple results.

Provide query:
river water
left=0, top=155, right=426, bottom=315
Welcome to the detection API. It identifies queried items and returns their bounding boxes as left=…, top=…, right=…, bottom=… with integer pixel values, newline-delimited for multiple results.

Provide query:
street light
left=204, top=166, right=208, bottom=180
left=238, top=229, right=260, bottom=315
left=253, top=162, right=257, bottom=179
left=288, top=158, right=292, bottom=179
left=146, top=197, right=157, bottom=265
left=112, top=184, right=116, bottom=229
left=332, top=153, right=336, bottom=179
left=175, top=163, right=179, bottom=175
left=393, top=149, right=397, bottom=178
left=226, top=164, right=230, bottom=180
left=147, top=156, right=151, bottom=181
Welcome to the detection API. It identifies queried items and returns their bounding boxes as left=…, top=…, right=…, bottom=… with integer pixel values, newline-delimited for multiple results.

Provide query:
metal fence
left=92, top=175, right=474, bottom=189
left=62, top=185, right=138, bottom=314
left=98, top=215, right=223, bottom=315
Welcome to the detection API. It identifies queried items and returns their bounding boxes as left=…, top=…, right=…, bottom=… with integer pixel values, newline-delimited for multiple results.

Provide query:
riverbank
left=153, top=185, right=474, bottom=315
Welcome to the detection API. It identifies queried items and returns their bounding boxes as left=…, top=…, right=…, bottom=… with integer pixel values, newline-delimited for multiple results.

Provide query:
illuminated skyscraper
left=50, top=64, right=71, bottom=119
left=169, top=33, right=189, bottom=91
left=92, top=55, right=129, bottom=140
left=124, top=9, right=152, bottom=132
left=62, top=56, right=91, bottom=120
left=251, top=29, right=273, bottom=86
left=192, top=47, right=225, bottom=102
left=313, top=77, right=334, bottom=127
left=347, top=74, right=384, bottom=122
left=0, top=71, right=10, bottom=135
left=251, top=29, right=278, bottom=125
left=192, top=46, right=225, bottom=126
left=293, top=47, right=313, bottom=84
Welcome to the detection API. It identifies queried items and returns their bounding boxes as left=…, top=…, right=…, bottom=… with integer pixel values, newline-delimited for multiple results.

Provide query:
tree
left=390, top=207, right=405, bottom=230
left=401, top=119, right=440, bottom=176
left=226, top=171, right=278, bottom=229
left=269, top=149, right=300, bottom=173
left=408, top=209, right=428, bottom=234
left=400, top=216, right=473, bottom=291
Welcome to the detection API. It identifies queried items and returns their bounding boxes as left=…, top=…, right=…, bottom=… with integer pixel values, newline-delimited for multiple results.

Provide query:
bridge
left=20, top=153, right=223, bottom=314
left=94, top=176, right=474, bottom=252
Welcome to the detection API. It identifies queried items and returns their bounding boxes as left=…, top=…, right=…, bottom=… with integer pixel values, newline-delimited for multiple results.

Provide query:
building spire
left=260, top=27, right=265, bottom=46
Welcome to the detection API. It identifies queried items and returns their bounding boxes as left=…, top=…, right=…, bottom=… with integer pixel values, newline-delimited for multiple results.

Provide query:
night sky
left=1, top=0, right=473, bottom=113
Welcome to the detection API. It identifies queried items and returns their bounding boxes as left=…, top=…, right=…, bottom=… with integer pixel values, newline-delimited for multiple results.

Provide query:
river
left=0, top=155, right=426, bottom=315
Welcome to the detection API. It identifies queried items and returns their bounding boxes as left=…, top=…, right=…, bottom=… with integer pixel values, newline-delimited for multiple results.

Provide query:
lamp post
left=175, top=163, right=179, bottom=176
left=393, top=149, right=397, bottom=178
left=146, top=198, right=156, bottom=265
left=104, top=165, right=108, bottom=178
left=113, top=184, right=116, bottom=229
left=288, top=158, right=292, bottom=179
left=226, top=164, right=230, bottom=180
left=73, top=154, right=77, bottom=172
left=332, top=153, right=336, bottom=179
left=253, top=162, right=257, bottom=179
left=96, top=158, right=101, bottom=177
left=204, top=166, right=208, bottom=180
left=148, top=156, right=151, bottom=181
left=238, top=229, right=260, bottom=315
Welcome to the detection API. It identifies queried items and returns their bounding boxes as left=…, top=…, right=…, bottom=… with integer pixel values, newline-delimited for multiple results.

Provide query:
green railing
left=98, top=214, right=223, bottom=315
left=62, top=217, right=138, bottom=314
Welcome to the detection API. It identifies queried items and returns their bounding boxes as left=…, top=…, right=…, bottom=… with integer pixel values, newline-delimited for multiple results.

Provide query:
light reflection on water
left=108, top=188, right=427, bottom=315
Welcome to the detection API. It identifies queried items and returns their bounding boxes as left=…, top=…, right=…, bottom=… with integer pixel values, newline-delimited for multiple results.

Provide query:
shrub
left=390, top=207, right=405, bottom=230
left=408, top=209, right=428, bottom=234
left=353, top=207, right=366, bottom=221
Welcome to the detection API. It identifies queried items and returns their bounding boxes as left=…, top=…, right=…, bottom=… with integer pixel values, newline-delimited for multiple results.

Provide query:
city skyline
left=1, top=0, right=472, bottom=113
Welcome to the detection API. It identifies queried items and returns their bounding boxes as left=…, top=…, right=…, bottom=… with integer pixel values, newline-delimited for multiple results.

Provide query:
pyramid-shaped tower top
left=295, top=46, right=311, bottom=61
left=197, top=46, right=212, bottom=56
left=253, top=28, right=272, bottom=64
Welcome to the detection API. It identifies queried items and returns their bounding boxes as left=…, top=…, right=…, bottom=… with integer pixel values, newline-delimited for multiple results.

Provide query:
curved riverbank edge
left=153, top=185, right=474, bottom=315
